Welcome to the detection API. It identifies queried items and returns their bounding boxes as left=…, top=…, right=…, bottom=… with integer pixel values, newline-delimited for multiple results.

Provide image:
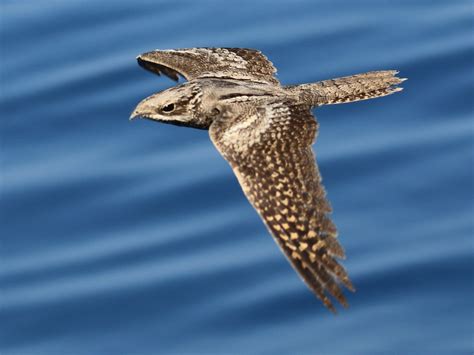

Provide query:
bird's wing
left=209, top=102, right=354, bottom=312
left=137, top=47, right=279, bottom=85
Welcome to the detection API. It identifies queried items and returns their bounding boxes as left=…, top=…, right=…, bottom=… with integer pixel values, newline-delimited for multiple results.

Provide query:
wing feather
left=210, top=101, right=353, bottom=311
left=137, top=47, right=279, bottom=84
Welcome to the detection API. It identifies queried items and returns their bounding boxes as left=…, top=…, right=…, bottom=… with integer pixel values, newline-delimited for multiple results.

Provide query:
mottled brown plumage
left=131, top=47, right=405, bottom=312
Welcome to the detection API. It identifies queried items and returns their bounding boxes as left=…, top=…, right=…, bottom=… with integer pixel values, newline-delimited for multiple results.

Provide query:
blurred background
left=1, top=0, right=473, bottom=354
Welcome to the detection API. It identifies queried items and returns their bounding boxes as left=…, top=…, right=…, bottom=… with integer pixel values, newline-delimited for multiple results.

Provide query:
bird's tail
left=291, top=70, right=406, bottom=106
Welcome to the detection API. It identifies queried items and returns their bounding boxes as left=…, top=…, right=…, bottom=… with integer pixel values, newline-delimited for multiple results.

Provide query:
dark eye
left=162, top=103, right=175, bottom=113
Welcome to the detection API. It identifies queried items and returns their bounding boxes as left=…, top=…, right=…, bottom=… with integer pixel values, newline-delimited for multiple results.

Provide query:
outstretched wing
left=137, top=47, right=279, bottom=85
left=209, top=102, right=354, bottom=312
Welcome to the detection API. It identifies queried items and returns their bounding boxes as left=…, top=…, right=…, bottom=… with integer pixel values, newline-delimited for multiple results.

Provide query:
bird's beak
left=129, top=109, right=140, bottom=121
left=129, top=99, right=152, bottom=121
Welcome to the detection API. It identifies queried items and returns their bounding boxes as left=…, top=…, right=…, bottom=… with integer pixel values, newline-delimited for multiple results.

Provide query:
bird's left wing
left=137, top=47, right=279, bottom=84
left=209, top=102, right=354, bottom=312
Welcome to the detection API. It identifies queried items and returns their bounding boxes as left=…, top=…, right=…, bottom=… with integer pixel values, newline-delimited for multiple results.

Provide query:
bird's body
left=131, top=47, right=405, bottom=312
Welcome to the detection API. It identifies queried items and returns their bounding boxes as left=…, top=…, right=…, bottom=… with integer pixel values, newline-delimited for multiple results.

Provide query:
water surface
left=1, top=1, right=473, bottom=354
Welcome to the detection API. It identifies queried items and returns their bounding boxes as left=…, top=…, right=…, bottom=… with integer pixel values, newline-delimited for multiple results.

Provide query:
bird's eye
left=162, top=103, right=175, bottom=113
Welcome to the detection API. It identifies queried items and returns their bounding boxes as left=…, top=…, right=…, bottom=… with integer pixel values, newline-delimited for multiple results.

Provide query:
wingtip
left=325, top=299, right=338, bottom=314
left=344, top=278, right=356, bottom=292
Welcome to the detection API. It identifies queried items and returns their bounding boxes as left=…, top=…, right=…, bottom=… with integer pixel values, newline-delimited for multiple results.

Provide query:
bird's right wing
left=136, top=47, right=279, bottom=85
left=209, top=101, right=354, bottom=312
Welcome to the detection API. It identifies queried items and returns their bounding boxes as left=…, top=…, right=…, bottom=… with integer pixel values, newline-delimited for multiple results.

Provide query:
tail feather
left=292, top=70, right=406, bottom=106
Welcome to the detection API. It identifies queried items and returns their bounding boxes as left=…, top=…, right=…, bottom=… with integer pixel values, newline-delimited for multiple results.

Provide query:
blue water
left=1, top=1, right=473, bottom=354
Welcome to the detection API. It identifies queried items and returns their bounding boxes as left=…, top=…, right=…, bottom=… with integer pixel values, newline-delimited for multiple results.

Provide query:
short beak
left=129, top=109, right=140, bottom=121
left=129, top=99, right=152, bottom=121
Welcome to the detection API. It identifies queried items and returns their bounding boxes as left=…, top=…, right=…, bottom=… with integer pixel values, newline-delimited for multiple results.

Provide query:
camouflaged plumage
left=131, top=47, right=405, bottom=312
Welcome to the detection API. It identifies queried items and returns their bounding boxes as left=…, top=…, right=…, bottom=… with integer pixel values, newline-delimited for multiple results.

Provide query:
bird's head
left=130, top=82, right=212, bottom=129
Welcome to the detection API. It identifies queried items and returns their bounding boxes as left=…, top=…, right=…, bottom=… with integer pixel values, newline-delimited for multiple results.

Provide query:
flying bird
left=130, top=48, right=405, bottom=312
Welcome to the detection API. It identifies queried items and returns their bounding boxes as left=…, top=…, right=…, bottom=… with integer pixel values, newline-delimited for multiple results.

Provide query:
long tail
left=291, top=70, right=406, bottom=106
